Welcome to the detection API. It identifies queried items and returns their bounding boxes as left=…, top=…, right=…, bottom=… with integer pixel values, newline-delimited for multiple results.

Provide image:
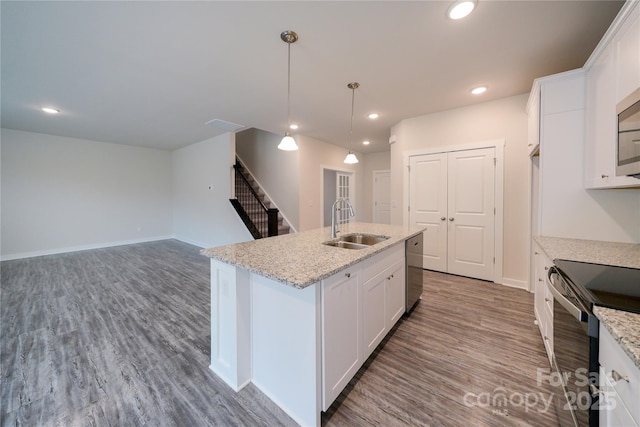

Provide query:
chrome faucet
left=331, top=197, right=355, bottom=238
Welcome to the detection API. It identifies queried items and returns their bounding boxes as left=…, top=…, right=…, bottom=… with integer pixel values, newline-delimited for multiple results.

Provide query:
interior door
left=447, top=148, right=495, bottom=281
left=336, top=173, right=352, bottom=225
left=373, top=170, right=391, bottom=224
left=409, top=153, right=447, bottom=272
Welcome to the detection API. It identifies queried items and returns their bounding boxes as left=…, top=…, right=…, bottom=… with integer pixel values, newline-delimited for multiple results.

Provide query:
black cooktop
left=554, top=259, right=640, bottom=314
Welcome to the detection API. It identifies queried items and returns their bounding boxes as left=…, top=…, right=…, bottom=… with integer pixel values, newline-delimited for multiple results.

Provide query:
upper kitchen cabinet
left=528, top=70, right=585, bottom=271
left=526, top=89, right=540, bottom=156
left=616, top=4, right=640, bottom=104
left=584, top=1, right=640, bottom=189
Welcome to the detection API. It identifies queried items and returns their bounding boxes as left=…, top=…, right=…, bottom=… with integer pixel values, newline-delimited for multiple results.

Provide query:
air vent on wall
left=205, top=119, right=245, bottom=132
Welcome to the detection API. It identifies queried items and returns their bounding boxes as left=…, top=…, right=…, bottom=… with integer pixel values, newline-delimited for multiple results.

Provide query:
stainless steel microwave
left=617, top=87, right=640, bottom=178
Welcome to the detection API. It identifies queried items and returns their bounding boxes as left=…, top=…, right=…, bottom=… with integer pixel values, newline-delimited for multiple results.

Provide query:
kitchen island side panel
left=209, top=259, right=251, bottom=391
left=250, top=273, right=322, bottom=427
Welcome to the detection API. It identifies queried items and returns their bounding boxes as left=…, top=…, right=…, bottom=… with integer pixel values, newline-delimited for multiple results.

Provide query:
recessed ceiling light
left=368, top=113, right=379, bottom=120
left=471, top=86, right=487, bottom=95
left=447, top=0, right=476, bottom=20
left=362, top=140, right=371, bottom=145
left=289, top=123, right=299, bottom=130
left=42, top=107, right=60, bottom=114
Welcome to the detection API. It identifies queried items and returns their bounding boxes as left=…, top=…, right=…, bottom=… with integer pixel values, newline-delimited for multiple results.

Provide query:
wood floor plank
left=1, top=241, right=559, bottom=426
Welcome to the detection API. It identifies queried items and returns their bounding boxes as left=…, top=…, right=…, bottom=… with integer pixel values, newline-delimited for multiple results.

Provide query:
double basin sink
left=323, top=233, right=389, bottom=250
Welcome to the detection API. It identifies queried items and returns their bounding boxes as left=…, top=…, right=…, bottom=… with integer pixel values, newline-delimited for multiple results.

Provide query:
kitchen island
left=201, top=222, right=424, bottom=426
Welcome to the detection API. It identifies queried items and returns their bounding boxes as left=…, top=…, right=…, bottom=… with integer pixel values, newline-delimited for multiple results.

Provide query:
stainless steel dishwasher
left=405, top=232, right=424, bottom=312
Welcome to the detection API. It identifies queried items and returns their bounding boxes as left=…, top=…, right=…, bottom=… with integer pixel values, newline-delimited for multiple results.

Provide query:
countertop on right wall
left=534, top=236, right=640, bottom=269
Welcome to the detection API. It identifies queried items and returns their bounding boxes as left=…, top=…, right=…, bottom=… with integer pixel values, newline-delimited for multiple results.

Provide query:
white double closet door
left=409, top=147, right=495, bottom=281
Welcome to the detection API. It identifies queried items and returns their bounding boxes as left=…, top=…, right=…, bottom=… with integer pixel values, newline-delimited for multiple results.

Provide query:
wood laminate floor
left=1, top=239, right=559, bottom=426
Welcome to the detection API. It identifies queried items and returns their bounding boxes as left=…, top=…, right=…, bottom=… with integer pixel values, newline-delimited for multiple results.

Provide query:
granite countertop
left=594, top=306, right=640, bottom=370
left=201, top=222, right=424, bottom=289
left=534, top=236, right=640, bottom=369
left=534, top=236, right=640, bottom=269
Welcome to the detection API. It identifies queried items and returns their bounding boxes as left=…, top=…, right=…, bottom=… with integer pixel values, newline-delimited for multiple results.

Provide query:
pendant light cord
left=349, top=87, right=354, bottom=152
left=286, top=41, right=291, bottom=130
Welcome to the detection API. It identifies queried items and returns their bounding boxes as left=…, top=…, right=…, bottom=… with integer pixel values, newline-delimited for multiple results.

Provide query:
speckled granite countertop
left=534, top=236, right=640, bottom=269
left=594, top=306, right=640, bottom=370
left=201, top=222, right=424, bottom=289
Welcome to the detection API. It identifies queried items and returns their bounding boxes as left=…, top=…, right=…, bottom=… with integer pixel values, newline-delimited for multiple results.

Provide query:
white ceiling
left=1, top=1, right=624, bottom=153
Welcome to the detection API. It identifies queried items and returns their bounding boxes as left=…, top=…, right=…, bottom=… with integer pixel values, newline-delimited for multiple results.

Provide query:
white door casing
left=373, top=170, right=391, bottom=224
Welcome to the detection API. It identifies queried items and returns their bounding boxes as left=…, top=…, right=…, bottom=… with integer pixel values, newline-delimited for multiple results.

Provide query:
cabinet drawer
left=600, top=367, right=638, bottom=427
left=360, top=244, right=404, bottom=283
left=599, top=324, right=640, bottom=424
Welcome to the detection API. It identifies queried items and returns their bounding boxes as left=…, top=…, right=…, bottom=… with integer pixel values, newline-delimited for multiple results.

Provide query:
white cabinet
left=321, top=243, right=406, bottom=410
left=584, top=1, right=640, bottom=189
left=616, top=6, right=640, bottom=105
left=533, top=242, right=553, bottom=366
left=361, top=268, right=387, bottom=358
left=360, top=244, right=405, bottom=359
left=385, top=259, right=405, bottom=329
left=527, top=89, right=540, bottom=156
left=321, top=268, right=361, bottom=411
left=529, top=70, right=586, bottom=239
left=599, top=324, right=640, bottom=426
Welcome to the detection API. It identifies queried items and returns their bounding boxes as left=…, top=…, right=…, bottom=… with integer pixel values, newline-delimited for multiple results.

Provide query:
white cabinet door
left=527, top=88, right=540, bottom=156
left=384, top=259, right=405, bottom=329
left=447, top=148, right=495, bottom=281
left=599, top=324, right=640, bottom=426
left=361, top=271, right=387, bottom=360
left=533, top=247, right=545, bottom=335
left=409, top=153, right=448, bottom=272
left=321, top=269, right=361, bottom=411
left=585, top=42, right=640, bottom=189
left=616, top=8, right=640, bottom=104
left=532, top=243, right=553, bottom=366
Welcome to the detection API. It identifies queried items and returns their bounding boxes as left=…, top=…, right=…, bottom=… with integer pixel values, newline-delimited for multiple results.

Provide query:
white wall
left=235, top=128, right=300, bottom=231
left=362, top=151, right=391, bottom=223
left=297, top=135, right=365, bottom=231
left=390, top=94, right=530, bottom=285
left=172, top=133, right=252, bottom=248
left=1, top=129, right=173, bottom=259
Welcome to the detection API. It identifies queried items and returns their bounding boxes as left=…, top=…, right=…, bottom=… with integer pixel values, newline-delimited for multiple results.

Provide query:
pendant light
left=344, top=82, right=360, bottom=164
left=278, top=30, right=299, bottom=151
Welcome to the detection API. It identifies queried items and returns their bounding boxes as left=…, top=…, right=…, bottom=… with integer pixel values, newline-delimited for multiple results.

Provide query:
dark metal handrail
left=231, top=162, right=279, bottom=238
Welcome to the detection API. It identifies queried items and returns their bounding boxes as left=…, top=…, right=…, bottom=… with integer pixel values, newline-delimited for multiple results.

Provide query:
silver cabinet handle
left=611, top=370, right=629, bottom=383
left=345, top=272, right=351, bottom=278
left=601, top=174, right=609, bottom=179
left=449, top=217, right=454, bottom=221
left=441, top=217, right=446, bottom=221
left=589, top=384, right=601, bottom=395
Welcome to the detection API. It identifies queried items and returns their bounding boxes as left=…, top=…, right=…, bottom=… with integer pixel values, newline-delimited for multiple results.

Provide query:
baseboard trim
left=1, top=235, right=174, bottom=261
left=501, top=277, right=530, bottom=291
left=171, top=235, right=209, bottom=249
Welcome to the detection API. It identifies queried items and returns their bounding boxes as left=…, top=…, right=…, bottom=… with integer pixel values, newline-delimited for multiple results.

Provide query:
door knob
left=449, top=217, right=454, bottom=221
left=441, top=217, right=446, bottom=221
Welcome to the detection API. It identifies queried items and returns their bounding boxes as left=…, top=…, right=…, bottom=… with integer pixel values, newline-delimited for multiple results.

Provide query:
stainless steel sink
left=322, top=240, right=368, bottom=250
left=338, top=233, right=389, bottom=245
left=322, top=233, right=390, bottom=250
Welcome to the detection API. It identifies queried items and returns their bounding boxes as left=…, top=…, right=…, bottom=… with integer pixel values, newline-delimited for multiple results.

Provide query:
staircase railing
left=230, top=162, right=279, bottom=239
